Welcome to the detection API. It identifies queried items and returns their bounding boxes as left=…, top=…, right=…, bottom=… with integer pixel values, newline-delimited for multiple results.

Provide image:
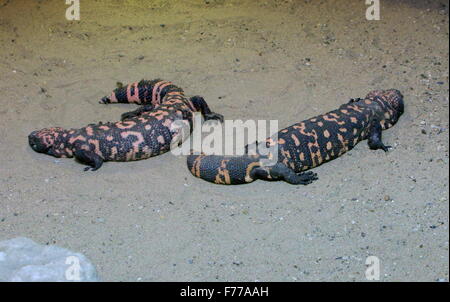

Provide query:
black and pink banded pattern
left=29, top=79, right=223, bottom=170
left=187, top=89, right=404, bottom=185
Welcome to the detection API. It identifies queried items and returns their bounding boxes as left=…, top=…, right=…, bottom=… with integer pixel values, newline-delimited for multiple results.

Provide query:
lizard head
left=382, top=89, right=404, bottom=116
left=28, top=127, right=70, bottom=157
left=366, top=89, right=404, bottom=116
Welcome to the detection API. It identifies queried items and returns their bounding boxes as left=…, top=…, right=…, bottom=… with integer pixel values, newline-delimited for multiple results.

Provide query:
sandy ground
left=0, top=0, right=448, bottom=282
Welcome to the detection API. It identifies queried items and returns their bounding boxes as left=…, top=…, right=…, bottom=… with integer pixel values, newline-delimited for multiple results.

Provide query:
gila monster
left=187, top=89, right=404, bottom=185
left=29, top=79, right=223, bottom=170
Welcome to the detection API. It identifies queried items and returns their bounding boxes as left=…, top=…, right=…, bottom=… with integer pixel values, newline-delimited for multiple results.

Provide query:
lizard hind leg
left=255, top=162, right=318, bottom=185
left=190, top=96, right=224, bottom=123
left=121, top=104, right=154, bottom=121
left=74, top=150, right=104, bottom=171
left=203, top=112, right=224, bottom=123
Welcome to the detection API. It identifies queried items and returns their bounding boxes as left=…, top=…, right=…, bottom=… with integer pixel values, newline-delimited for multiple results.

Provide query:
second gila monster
left=29, top=79, right=223, bottom=170
left=187, top=89, right=404, bottom=185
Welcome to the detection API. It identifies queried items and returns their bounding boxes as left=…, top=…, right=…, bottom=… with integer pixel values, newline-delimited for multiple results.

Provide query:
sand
left=0, top=0, right=448, bottom=281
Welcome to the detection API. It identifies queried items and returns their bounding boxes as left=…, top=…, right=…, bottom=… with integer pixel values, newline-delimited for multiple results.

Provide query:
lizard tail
left=187, top=154, right=263, bottom=185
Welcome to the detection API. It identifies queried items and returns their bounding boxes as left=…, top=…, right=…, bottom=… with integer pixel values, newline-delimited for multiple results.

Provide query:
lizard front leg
left=74, top=149, right=104, bottom=171
left=367, top=119, right=391, bottom=152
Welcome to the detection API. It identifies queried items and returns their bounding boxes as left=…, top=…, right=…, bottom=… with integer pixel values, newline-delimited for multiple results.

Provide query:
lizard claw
left=100, top=96, right=110, bottom=104
left=204, top=112, right=224, bottom=123
left=298, top=171, right=318, bottom=184
left=382, top=145, right=392, bottom=152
